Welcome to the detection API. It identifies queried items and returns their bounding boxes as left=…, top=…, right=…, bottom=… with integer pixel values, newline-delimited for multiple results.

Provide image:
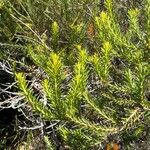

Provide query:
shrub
left=1, top=0, right=150, bottom=149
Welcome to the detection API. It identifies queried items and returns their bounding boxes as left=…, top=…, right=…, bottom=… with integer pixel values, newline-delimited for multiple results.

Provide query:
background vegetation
left=0, top=0, right=150, bottom=149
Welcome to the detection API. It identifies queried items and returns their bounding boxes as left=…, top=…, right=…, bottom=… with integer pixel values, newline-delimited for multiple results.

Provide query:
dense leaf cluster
left=0, top=0, right=150, bottom=149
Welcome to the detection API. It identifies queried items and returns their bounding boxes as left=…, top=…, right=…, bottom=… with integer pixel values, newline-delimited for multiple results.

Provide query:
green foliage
left=44, top=136, right=55, bottom=150
left=16, top=72, right=53, bottom=120
left=0, top=0, right=150, bottom=149
left=16, top=41, right=149, bottom=149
